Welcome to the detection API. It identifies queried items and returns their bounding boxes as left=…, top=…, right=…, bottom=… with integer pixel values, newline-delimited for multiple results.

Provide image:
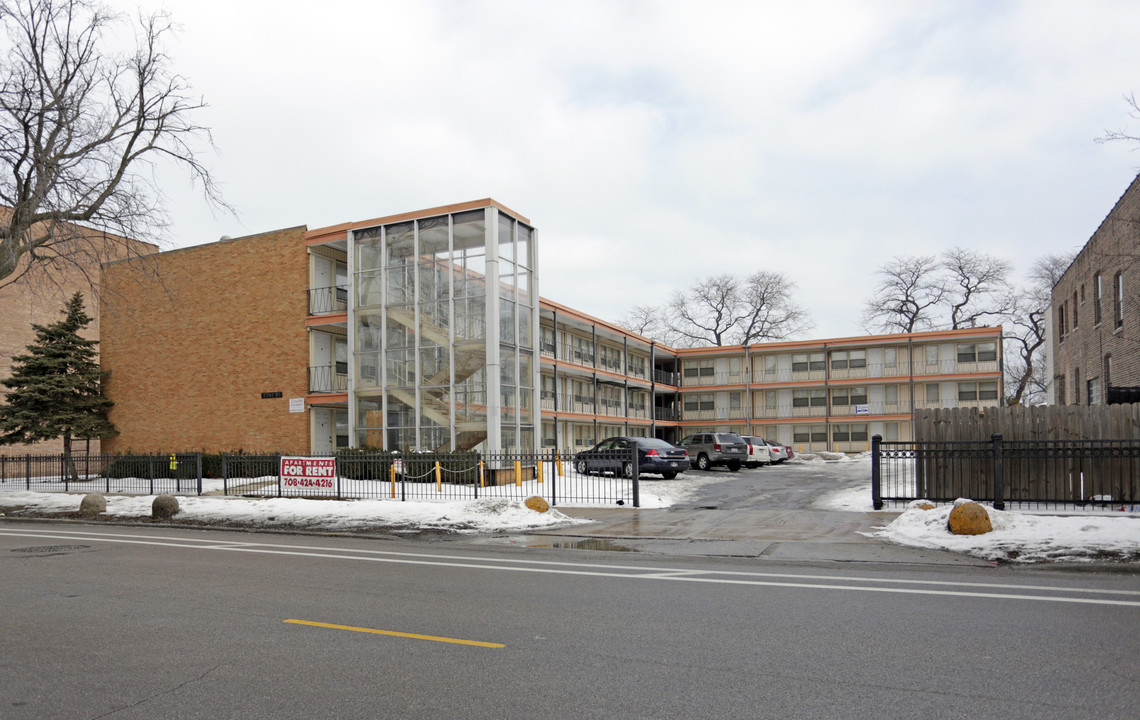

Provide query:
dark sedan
left=573, top=437, right=690, bottom=479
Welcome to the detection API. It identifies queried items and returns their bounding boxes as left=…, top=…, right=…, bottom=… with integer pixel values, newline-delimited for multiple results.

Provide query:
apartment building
left=1052, top=172, right=1140, bottom=404
left=538, top=307, right=1002, bottom=453
left=99, top=198, right=1002, bottom=455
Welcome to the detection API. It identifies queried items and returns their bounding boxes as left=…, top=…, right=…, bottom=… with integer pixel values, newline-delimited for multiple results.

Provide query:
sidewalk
left=525, top=506, right=997, bottom=566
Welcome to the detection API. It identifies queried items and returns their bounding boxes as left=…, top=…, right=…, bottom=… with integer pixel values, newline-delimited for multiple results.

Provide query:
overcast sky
left=117, top=0, right=1140, bottom=340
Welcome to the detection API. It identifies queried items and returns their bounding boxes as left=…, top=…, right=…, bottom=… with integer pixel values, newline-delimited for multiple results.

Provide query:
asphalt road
left=670, top=457, right=871, bottom=510
left=2, top=521, right=1138, bottom=720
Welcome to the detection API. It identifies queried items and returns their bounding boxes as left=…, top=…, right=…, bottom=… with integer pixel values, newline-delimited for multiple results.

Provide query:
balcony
left=308, top=285, right=348, bottom=315
left=309, top=365, right=348, bottom=393
left=682, top=371, right=745, bottom=387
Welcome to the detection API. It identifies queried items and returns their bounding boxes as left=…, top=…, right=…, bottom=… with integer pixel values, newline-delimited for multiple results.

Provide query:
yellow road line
left=284, top=619, right=505, bottom=648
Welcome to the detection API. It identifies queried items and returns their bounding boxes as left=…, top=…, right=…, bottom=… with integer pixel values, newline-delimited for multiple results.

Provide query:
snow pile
left=0, top=491, right=590, bottom=534
left=867, top=499, right=1140, bottom=563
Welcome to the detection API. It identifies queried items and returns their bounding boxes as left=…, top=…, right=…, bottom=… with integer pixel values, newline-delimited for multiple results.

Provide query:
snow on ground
left=2, top=455, right=1138, bottom=563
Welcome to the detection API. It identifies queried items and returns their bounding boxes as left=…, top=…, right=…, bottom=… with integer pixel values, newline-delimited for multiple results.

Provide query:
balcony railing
left=308, top=285, right=348, bottom=315
left=309, top=365, right=348, bottom=393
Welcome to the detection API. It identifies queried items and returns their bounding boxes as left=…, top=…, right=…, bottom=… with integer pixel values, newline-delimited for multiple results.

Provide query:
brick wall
left=100, top=227, right=312, bottom=453
left=1052, top=172, right=1140, bottom=403
left=0, top=230, right=154, bottom=455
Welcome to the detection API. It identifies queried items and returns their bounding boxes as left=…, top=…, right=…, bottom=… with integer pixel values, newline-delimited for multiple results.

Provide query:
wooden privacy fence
left=871, top=405, right=1140, bottom=509
left=913, top=404, right=1140, bottom=443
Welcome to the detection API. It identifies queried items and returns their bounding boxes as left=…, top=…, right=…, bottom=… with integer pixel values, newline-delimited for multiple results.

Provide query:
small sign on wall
left=289, top=398, right=305, bottom=413
left=855, top=404, right=869, bottom=415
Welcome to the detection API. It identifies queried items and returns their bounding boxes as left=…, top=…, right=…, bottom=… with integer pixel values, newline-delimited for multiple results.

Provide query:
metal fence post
left=196, top=452, right=203, bottom=495
left=871, top=434, right=883, bottom=510
left=631, top=447, right=640, bottom=508
left=991, top=433, right=1005, bottom=511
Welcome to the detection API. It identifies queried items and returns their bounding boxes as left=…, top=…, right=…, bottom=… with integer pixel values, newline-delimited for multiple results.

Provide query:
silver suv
left=678, top=432, right=747, bottom=472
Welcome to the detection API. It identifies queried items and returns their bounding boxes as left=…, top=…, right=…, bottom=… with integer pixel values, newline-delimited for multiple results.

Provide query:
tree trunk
left=62, top=433, right=79, bottom=483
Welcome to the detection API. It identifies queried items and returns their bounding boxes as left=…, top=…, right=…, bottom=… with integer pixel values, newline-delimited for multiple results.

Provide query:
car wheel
left=575, top=460, right=589, bottom=475
left=622, top=461, right=634, bottom=479
left=745, top=462, right=758, bottom=469
left=661, top=471, right=677, bottom=480
left=727, top=461, right=741, bottom=472
left=696, top=454, right=711, bottom=471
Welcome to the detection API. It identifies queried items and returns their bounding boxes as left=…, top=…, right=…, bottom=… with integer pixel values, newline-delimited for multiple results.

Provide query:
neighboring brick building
left=1052, top=172, right=1140, bottom=404
left=100, top=227, right=312, bottom=454
left=0, top=225, right=155, bottom=454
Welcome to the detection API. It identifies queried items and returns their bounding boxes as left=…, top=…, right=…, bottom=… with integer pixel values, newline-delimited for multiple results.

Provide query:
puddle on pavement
left=526, top=538, right=637, bottom=552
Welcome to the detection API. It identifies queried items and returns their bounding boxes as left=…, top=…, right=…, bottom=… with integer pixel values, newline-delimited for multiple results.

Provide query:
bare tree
left=0, top=0, right=228, bottom=292
left=664, top=272, right=810, bottom=347
left=942, top=247, right=1012, bottom=329
left=736, top=270, right=812, bottom=344
left=1003, top=252, right=1075, bottom=406
left=861, top=255, right=945, bottom=333
left=616, top=303, right=663, bottom=338
left=1096, top=92, right=1140, bottom=147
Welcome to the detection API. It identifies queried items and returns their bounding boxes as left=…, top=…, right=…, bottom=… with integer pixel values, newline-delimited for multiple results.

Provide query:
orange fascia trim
left=538, top=297, right=657, bottom=346
left=305, top=198, right=531, bottom=245
left=669, top=326, right=1004, bottom=356
left=306, top=312, right=348, bottom=327
left=307, top=393, right=349, bottom=405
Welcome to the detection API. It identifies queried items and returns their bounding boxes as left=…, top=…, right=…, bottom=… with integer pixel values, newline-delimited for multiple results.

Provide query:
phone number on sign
left=283, top=478, right=334, bottom=488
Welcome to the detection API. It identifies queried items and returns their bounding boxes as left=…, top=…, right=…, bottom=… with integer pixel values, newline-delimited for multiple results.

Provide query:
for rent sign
left=280, top=456, right=337, bottom=490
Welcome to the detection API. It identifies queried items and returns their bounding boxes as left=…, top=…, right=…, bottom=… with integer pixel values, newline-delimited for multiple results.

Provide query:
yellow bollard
left=555, top=451, right=563, bottom=477
left=435, top=461, right=442, bottom=491
left=169, top=454, right=178, bottom=471
left=479, top=461, right=485, bottom=488
left=389, top=464, right=396, bottom=498
left=537, top=460, right=544, bottom=484
left=514, top=460, right=522, bottom=487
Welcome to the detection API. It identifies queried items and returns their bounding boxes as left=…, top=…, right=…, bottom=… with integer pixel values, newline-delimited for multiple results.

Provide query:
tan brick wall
left=100, top=227, right=312, bottom=453
left=1, top=230, right=155, bottom=455
left=1052, top=172, right=1140, bottom=403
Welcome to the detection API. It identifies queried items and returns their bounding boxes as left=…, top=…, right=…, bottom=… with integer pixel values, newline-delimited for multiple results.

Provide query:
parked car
left=677, top=432, right=748, bottom=472
left=573, top=436, right=690, bottom=479
left=759, top=438, right=793, bottom=463
left=739, top=436, right=772, bottom=468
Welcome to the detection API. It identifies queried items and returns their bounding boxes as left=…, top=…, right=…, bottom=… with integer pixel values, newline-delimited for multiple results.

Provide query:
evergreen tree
left=0, top=292, right=116, bottom=479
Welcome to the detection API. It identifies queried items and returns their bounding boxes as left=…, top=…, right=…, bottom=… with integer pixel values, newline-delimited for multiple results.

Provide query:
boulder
left=152, top=494, right=180, bottom=520
left=948, top=502, right=993, bottom=535
left=79, top=493, right=106, bottom=517
left=524, top=496, right=550, bottom=513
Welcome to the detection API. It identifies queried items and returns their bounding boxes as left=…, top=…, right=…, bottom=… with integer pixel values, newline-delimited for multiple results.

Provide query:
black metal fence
left=0, top=449, right=642, bottom=507
left=872, top=434, right=1140, bottom=510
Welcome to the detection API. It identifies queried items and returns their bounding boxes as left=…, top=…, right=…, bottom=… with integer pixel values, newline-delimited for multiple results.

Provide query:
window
left=792, top=389, right=826, bottom=407
left=683, top=393, right=714, bottom=412
left=764, top=390, right=778, bottom=408
left=832, top=423, right=868, bottom=443
left=830, top=349, right=867, bottom=370
left=1057, top=306, right=1067, bottom=339
left=1073, top=368, right=1081, bottom=404
left=925, top=384, right=940, bottom=403
left=683, top=361, right=715, bottom=378
left=793, top=424, right=827, bottom=443
left=960, top=342, right=997, bottom=363
left=924, top=345, right=938, bottom=366
left=1115, top=272, right=1124, bottom=328
left=1056, top=374, right=1066, bottom=405
left=1105, top=354, right=1112, bottom=389
left=792, top=352, right=825, bottom=372
left=831, top=386, right=868, bottom=406
left=1094, top=273, right=1102, bottom=324
left=1072, top=291, right=1078, bottom=329
left=883, top=348, right=897, bottom=370
left=957, top=382, right=995, bottom=402
left=885, top=385, right=898, bottom=404
left=1088, top=377, right=1102, bottom=405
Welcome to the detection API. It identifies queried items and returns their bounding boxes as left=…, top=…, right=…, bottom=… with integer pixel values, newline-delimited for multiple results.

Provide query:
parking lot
left=669, top=455, right=873, bottom=511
